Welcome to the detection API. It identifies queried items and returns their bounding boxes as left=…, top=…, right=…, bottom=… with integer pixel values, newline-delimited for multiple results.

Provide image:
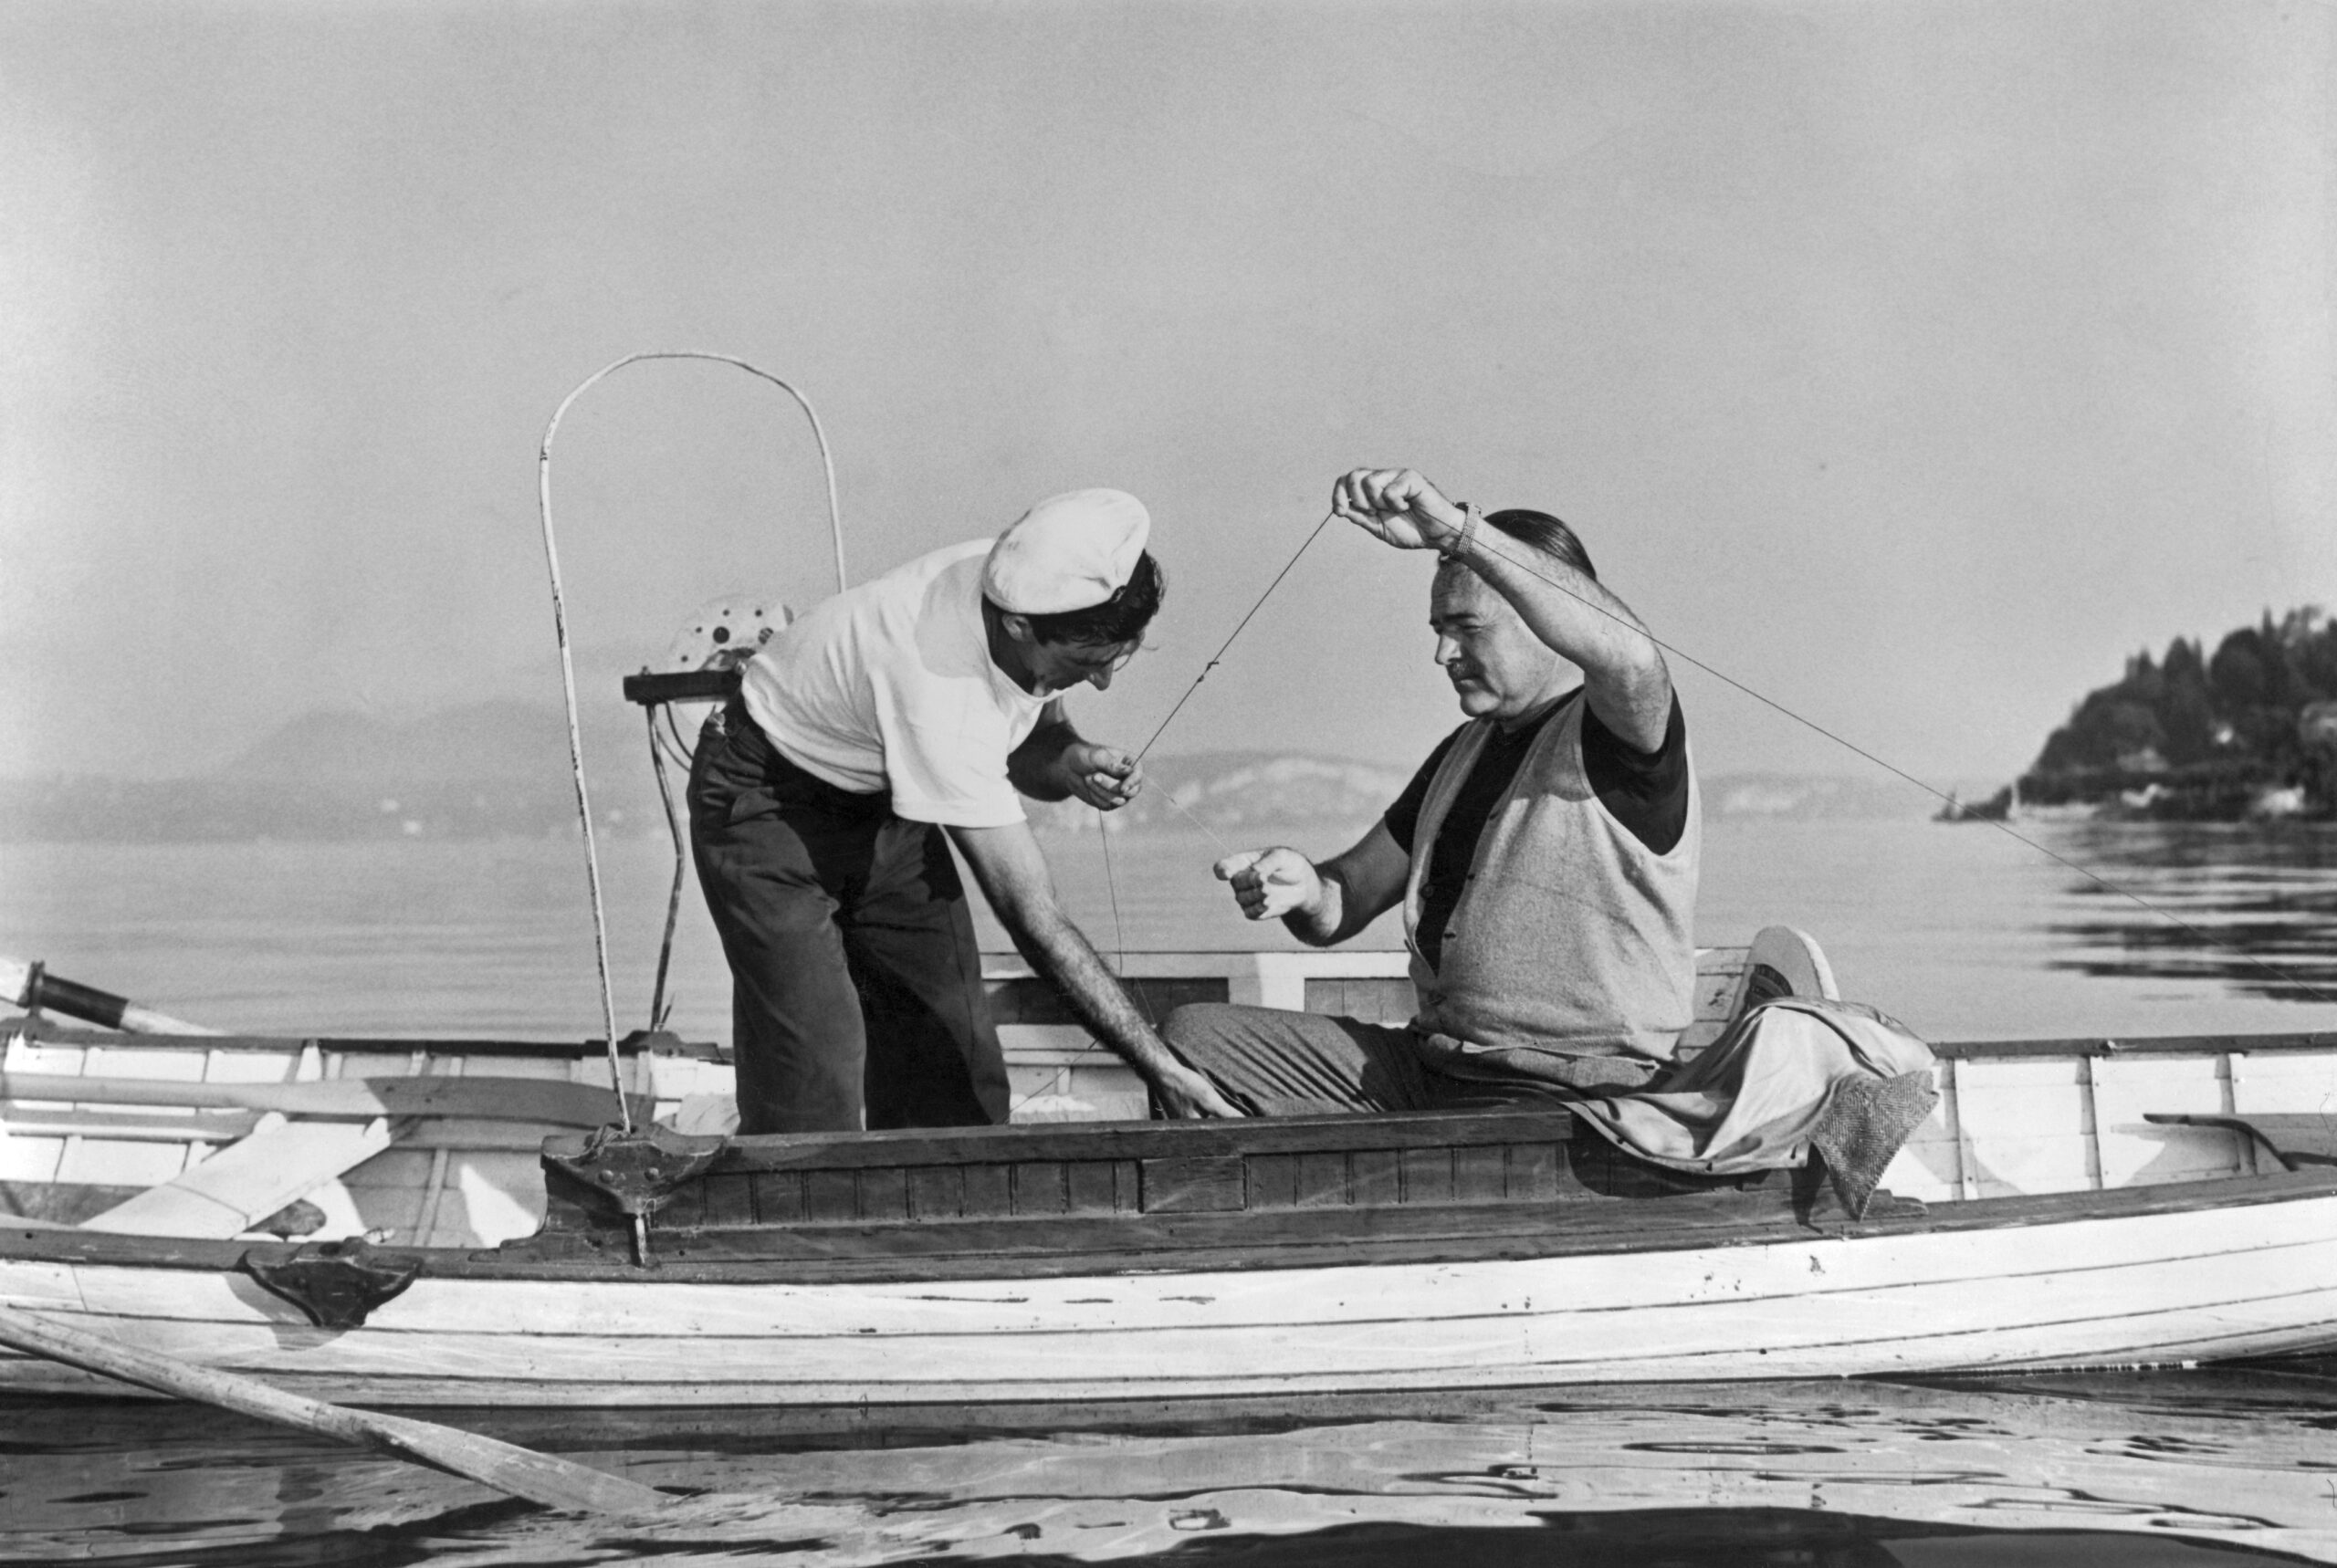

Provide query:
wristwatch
left=1438, top=503, right=1481, bottom=559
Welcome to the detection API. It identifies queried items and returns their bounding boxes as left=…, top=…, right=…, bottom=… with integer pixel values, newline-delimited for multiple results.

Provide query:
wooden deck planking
left=79, top=1115, right=394, bottom=1239
left=0, top=1108, right=263, bottom=1144
left=0, top=1135, right=68, bottom=1186
left=193, top=1051, right=299, bottom=1085
left=315, top=1166, right=427, bottom=1241
left=422, top=1150, right=547, bottom=1247
left=64, top=1043, right=210, bottom=1082
left=3, top=1019, right=590, bottom=1242
left=1956, top=1135, right=2099, bottom=1200
left=1875, top=1044, right=2310, bottom=1201
left=4, top=1039, right=96, bottom=1077
left=1943, top=1057, right=2091, bottom=1198
left=1300, top=977, right=1413, bottom=1025
left=51, top=1136, right=190, bottom=1190
left=1871, top=1142, right=1955, bottom=1203
left=2091, top=1055, right=2244, bottom=1187
left=2229, top=1049, right=2337, bottom=1172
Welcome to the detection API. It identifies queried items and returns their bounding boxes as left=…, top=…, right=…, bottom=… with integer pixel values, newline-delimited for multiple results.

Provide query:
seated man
left=1162, top=466, right=1696, bottom=1112
left=690, top=488, right=1241, bottom=1134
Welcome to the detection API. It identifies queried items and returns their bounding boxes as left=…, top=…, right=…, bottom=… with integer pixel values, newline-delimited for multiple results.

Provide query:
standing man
left=690, top=488, right=1241, bottom=1133
left=1163, top=467, right=1698, bottom=1111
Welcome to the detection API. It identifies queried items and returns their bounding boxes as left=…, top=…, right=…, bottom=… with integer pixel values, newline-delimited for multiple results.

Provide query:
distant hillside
left=1074, top=751, right=1416, bottom=834
left=1, top=702, right=1941, bottom=842
left=1701, top=773, right=1938, bottom=821
left=1034, top=756, right=1936, bottom=835
left=218, top=701, right=582, bottom=787
left=1, top=698, right=665, bottom=842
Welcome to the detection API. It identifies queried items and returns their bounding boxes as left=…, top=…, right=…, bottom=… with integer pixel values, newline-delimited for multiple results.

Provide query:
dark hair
left=1482, top=508, right=1596, bottom=581
left=998, top=550, right=1166, bottom=646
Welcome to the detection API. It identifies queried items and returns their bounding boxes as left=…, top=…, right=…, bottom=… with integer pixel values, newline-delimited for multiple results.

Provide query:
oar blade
left=365, top=1411, right=672, bottom=1516
left=0, top=1303, right=669, bottom=1516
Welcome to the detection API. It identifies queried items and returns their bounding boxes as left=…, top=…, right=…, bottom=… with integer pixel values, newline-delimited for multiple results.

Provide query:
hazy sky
left=5, top=0, right=2331, bottom=790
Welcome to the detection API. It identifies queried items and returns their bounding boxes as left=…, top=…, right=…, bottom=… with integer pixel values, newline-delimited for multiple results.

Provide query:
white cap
left=980, top=489, right=1151, bottom=614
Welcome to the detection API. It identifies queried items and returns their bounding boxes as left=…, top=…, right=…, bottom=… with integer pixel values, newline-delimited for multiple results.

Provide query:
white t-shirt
left=739, top=539, right=1049, bottom=827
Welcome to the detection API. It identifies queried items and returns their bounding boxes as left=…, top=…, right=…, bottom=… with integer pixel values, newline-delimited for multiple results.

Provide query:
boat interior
left=5, top=931, right=2332, bottom=1257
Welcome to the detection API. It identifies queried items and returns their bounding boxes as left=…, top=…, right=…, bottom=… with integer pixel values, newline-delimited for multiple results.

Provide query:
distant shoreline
left=0, top=767, right=1991, bottom=844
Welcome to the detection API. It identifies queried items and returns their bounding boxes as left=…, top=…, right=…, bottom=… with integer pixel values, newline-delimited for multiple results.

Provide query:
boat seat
left=2145, top=1113, right=2337, bottom=1170
left=79, top=1113, right=397, bottom=1239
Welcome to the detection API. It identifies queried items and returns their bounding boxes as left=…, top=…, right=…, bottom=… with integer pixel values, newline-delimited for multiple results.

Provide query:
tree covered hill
left=2012, top=607, right=2337, bottom=819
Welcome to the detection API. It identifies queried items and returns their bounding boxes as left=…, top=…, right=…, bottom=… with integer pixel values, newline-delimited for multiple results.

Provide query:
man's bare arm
left=1213, top=821, right=1410, bottom=947
left=948, top=820, right=1240, bottom=1118
left=1333, top=467, right=1673, bottom=750
left=1460, top=532, right=1672, bottom=748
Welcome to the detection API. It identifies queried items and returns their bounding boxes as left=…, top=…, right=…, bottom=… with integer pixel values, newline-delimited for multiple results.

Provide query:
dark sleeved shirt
left=1383, top=690, right=1690, bottom=972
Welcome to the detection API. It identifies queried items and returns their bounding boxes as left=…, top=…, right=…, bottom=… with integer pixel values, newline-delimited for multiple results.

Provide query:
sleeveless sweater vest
left=1402, top=693, right=1701, bottom=1063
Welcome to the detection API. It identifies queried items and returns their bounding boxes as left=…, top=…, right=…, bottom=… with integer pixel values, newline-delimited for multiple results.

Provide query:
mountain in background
left=2, top=696, right=663, bottom=842
left=217, top=702, right=583, bottom=788
left=0, top=701, right=1940, bottom=843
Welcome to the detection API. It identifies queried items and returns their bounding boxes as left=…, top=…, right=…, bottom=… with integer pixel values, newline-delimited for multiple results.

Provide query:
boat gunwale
left=12, top=1014, right=2334, bottom=1061
left=2, top=1018, right=722, bottom=1061
left=3, top=1168, right=2332, bottom=1284
left=590, top=1105, right=1586, bottom=1171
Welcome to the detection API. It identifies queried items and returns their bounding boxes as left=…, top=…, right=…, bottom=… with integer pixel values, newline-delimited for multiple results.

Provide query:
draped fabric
left=1565, top=997, right=1940, bottom=1218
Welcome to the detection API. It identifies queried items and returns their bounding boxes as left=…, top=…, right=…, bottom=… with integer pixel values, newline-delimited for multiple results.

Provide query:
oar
left=2, top=956, right=219, bottom=1036
left=0, top=1302, right=671, bottom=1516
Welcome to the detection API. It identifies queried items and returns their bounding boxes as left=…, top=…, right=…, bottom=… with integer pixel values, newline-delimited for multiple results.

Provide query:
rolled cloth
left=981, top=489, right=1150, bottom=613
left=1564, top=997, right=1940, bottom=1219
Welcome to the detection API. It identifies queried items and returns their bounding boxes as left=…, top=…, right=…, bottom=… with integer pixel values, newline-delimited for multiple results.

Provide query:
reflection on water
left=2038, top=822, right=2337, bottom=1007
left=4, top=1370, right=2335, bottom=1565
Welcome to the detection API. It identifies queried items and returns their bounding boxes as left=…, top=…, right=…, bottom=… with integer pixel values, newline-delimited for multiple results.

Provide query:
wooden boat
left=4, top=361, right=2331, bottom=1409
left=4, top=936, right=2334, bottom=1408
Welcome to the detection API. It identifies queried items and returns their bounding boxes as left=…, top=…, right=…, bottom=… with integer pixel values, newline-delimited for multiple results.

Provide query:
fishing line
left=1095, top=513, right=1331, bottom=963
left=1131, top=512, right=1337, bottom=766
left=1152, top=782, right=1239, bottom=857
left=1443, top=525, right=2337, bottom=1010
left=1113, top=497, right=2332, bottom=1013
left=1097, top=807, right=1132, bottom=971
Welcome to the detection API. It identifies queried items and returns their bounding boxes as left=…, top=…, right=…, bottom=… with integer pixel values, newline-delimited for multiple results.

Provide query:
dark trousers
left=687, top=702, right=1011, bottom=1134
left=1159, top=1003, right=1586, bottom=1116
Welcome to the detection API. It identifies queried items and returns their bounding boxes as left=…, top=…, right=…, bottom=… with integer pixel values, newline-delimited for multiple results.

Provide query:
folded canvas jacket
left=1564, top=997, right=1942, bottom=1219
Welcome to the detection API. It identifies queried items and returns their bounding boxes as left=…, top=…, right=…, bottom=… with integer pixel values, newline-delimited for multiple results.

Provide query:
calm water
left=3, top=1372, right=2336, bottom=1564
left=4, top=814, right=2336, bottom=1564
left=6, top=814, right=2335, bottom=1043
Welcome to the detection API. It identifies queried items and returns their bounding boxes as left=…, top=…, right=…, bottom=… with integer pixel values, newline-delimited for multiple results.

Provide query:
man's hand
left=1213, top=847, right=1325, bottom=923
left=1151, top=1062, right=1244, bottom=1118
left=1333, top=467, right=1466, bottom=552
left=1058, top=741, right=1142, bottom=810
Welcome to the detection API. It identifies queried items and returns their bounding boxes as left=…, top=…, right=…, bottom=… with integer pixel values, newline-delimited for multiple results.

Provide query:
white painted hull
left=5, top=1184, right=2333, bottom=1406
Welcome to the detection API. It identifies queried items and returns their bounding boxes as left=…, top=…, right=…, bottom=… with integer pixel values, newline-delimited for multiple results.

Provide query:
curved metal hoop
left=534, top=351, right=847, bottom=1125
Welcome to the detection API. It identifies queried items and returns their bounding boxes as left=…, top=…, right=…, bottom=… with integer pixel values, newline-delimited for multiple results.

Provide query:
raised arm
left=1333, top=468, right=1673, bottom=751
left=1212, top=820, right=1410, bottom=947
left=947, top=819, right=1241, bottom=1118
